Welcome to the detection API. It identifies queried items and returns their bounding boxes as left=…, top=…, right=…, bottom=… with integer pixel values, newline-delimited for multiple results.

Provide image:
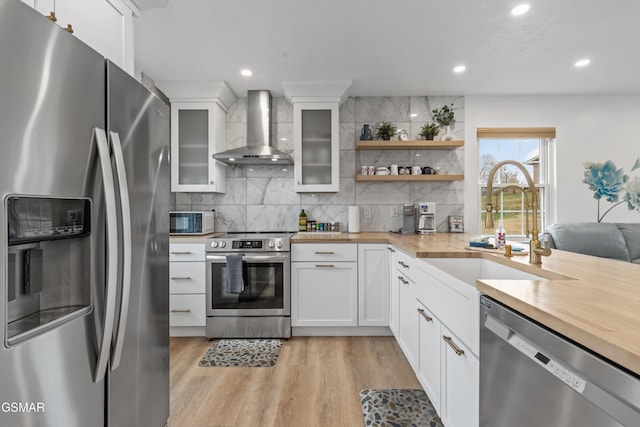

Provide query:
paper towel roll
left=348, top=206, right=360, bottom=233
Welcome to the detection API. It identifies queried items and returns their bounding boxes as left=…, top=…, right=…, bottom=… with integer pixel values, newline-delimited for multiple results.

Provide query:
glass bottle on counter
left=299, top=209, right=307, bottom=232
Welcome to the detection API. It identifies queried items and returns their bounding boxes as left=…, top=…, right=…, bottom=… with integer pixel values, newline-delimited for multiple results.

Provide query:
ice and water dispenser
left=6, top=196, right=92, bottom=346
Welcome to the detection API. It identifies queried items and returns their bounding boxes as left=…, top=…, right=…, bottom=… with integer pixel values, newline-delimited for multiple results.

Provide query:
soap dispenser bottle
left=495, top=220, right=506, bottom=248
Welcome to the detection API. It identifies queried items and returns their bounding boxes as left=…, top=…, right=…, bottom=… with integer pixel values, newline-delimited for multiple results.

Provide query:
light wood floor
left=169, top=336, right=422, bottom=427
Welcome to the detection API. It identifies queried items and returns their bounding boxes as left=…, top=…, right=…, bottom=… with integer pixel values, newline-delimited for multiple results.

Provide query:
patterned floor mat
left=359, top=389, right=444, bottom=427
left=198, top=339, right=283, bottom=367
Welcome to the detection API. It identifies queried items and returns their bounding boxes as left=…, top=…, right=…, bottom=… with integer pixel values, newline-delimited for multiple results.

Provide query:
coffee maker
left=417, top=202, right=436, bottom=234
left=400, top=204, right=416, bottom=234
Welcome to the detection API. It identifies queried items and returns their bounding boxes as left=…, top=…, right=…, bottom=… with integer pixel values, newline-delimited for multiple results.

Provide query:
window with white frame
left=478, top=128, right=555, bottom=239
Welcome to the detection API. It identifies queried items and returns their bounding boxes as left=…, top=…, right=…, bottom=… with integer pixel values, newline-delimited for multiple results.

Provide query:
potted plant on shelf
left=419, top=122, right=440, bottom=140
left=431, top=103, right=455, bottom=140
left=375, top=122, right=397, bottom=141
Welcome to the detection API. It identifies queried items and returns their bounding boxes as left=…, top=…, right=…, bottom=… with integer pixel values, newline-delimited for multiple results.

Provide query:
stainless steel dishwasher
left=479, top=295, right=640, bottom=427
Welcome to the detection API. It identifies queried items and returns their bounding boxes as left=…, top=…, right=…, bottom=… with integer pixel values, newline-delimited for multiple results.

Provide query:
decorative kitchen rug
left=197, top=339, right=283, bottom=367
left=359, top=389, right=443, bottom=427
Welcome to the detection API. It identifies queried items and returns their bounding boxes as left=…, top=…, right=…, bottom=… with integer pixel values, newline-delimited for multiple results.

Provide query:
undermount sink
left=424, top=258, right=556, bottom=287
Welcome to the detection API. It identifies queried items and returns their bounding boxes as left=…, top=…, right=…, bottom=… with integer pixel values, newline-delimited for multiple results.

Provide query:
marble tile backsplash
left=172, top=95, right=465, bottom=233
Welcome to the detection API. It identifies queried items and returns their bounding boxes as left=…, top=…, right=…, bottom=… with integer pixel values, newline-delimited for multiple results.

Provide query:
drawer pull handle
left=398, top=261, right=409, bottom=269
left=417, top=308, right=433, bottom=322
left=170, top=251, right=193, bottom=255
left=170, top=277, right=191, bottom=280
left=443, top=335, right=465, bottom=356
left=315, top=264, right=335, bottom=268
left=397, top=276, right=409, bottom=285
left=315, top=251, right=335, bottom=255
left=170, top=309, right=192, bottom=313
left=387, top=247, right=396, bottom=253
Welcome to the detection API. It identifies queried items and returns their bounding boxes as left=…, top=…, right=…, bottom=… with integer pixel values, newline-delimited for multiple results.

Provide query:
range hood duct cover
left=213, top=90, right=293, bottom=165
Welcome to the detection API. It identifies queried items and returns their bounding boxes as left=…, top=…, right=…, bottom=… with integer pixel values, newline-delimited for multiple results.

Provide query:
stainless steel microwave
left=169, top=211, right=215, bottom=235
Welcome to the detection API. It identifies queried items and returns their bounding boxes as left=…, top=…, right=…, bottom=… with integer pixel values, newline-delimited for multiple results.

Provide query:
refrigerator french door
left=0, top=1, right=169, bottom=426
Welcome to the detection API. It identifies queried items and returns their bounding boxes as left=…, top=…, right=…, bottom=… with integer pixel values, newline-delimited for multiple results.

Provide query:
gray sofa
left=546, top=223, right=640, bottom=264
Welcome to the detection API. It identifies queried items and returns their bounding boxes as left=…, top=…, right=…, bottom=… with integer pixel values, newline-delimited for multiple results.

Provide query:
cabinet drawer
left=169, top=294, right=205, bottom=327
left=169, top=243, right=205, bottom=262
left=169, top=262, right=205, bottom=294
left=396, top=250, right=416, bottom=281
left=292, top=243, right=357, bottom=262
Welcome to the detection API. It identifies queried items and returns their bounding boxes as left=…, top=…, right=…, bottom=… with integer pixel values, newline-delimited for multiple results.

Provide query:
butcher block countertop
left=292, top=232, right=640, bottom=376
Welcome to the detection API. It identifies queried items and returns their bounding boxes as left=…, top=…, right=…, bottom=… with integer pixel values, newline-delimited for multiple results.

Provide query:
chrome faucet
left=485, top=160, right=551, bottom=264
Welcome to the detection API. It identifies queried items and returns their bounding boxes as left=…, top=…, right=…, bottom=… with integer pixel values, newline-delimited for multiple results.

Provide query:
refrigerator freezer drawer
left=170, top=294, right=206, bottom=327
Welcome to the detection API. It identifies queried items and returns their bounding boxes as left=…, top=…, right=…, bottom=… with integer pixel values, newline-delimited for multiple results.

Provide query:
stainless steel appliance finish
left=417, top=202, right=436, bottom=234
left=170, top=210, right=215, bottom=235
left=401, top=204, right=416, bottom=234
left=480, top=295, right=640, bottom=427
left=212, top=90, right=293, bottom=165
left=0, top=2, right=169, bottom=426
left=205, top=232, right=292, bottom=338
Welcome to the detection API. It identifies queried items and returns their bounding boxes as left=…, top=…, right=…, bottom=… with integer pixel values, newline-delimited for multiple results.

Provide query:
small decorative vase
left=426, top=135, right=435, bottom=141
left=360, top=124, right=373, bottom=140
left=441, top=125, right=454, bottom=141
left=382, top=135, right=391, bottom=141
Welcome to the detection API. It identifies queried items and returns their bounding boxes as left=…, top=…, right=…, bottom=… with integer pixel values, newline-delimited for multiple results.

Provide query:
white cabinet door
left=441, top=326, right=479, bottom=427
left=169, top=262, right=205, bottom=294
left=169, top=294, right=206, bottom=327
left=388, top=246, right=399, bottom=336
left=24, top=0, right=134, bottom=74
left=358, top=244, right=389, bottom=326
left=398, top=273, right=419, bottom=370
left=291, top=262, right=357, bottom=327
left=171, top=101, right=227, bottom=193
left=293, top=102, right=339, bottom=192
left=417, top=302, right=441, bottom=413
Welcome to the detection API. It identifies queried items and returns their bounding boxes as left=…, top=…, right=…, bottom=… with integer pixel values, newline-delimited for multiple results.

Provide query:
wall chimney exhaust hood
left=213, top=90, right=293, bottom=165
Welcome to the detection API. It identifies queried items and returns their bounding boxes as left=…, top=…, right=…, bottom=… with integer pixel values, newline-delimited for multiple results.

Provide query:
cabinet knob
left=170, top=309, right=191, bottom=313
left=210, top=180, right=214, bottom=185
left=417, top=308, right=433, bottom=322
left=315, top=264, right=335, bottom=268
left=170, top=277, right=191, bottom=280
left=397, top=276, right=409, bottom=285
left=398, top=261, right=409, bottom=269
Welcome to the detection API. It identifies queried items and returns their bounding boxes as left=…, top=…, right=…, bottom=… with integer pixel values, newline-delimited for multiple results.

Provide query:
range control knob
left=220, top=241, right=227, bottom=248
left=211, top=241, right=218, bottom=248
left=268, top=240, right=276, bottom=249
left=276, top=240, right=284, bottom=249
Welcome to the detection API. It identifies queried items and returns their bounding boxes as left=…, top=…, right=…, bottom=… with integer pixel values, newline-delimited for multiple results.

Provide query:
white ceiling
left=133, top=0, right=640, bottom=98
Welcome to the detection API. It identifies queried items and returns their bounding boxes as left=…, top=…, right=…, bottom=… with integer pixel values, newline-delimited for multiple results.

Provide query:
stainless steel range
left=205, top=232, right=293, bottom=338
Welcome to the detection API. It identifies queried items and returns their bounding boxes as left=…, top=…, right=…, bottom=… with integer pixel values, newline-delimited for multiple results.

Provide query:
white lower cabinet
left=440, top=326, right=479, bottom=427
left=397, top=271, right=419, bottom=370
left=169, top=242, right=206, bottom=336
left=417, top=302, right=441, bottom=413
left=388, top=246, right=399, bottom=336
left=358, top=244, right=390, bottom=326
left=291, top=261, right=358, bottom=326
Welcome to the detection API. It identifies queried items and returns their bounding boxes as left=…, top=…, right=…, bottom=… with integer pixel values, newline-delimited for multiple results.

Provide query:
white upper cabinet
left=293, top=102, right=339, bottom=192
left=21, top=0, right=135, bottom=74
left=282, top=80, right=351, bottom=193
left=170, top=101, right=227, bottom=193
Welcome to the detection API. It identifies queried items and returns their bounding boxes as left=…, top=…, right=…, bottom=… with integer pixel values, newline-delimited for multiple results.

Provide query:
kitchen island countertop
left=292, top=231, right=640, bottom=376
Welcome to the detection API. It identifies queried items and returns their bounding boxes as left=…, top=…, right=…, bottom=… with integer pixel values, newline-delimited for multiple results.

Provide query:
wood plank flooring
left=169, top=336, right=422, bottom=427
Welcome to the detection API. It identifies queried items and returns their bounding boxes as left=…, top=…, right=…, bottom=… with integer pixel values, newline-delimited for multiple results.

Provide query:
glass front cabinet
left=170, top=101, right=227, bottom=193
left=293, top=102, right=339, bottom=192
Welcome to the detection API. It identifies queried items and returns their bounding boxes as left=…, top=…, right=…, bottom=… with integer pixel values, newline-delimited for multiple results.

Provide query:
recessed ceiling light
left=575, top=58, right=591, bottom=68
left=453, top=65, right=466, bottom=73
left=271, top=158, right=278, bottom=162
left=229, top=158, right=235, bottom=161
left=410, top=113, right=418, bottom=118
left=240, top=69, right=252, bottom=77
left=511, top=4, right=530, bottom=16
left=280, top=137, right=288, bottom=141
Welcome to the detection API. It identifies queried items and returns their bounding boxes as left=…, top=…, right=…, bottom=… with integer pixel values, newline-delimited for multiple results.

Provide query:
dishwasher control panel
left=508, top=335, right=586, bottom=393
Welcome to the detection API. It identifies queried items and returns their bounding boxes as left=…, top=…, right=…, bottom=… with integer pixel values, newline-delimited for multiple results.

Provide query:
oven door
left=205, top=253, right=290, bottom=317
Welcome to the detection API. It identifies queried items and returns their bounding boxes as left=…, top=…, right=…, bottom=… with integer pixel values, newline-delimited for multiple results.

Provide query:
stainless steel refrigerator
left=0, top=1, right=170, bottom=426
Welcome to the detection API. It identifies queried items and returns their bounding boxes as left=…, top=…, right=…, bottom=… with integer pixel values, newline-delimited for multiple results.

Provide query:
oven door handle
left=206, top=254, right=290, bottom=263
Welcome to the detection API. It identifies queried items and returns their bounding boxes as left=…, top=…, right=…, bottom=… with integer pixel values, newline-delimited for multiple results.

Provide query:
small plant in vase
left=375, top=122, right=397, bottom=141
left=431, top=103, right=455, bottom=140
left=419, top=122, right=440, bottom=141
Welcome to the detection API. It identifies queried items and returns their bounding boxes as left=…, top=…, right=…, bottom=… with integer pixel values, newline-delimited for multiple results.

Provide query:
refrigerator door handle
left=93, top=128, right=119, bottom=383
left=109, top=131, right=132, bottom=371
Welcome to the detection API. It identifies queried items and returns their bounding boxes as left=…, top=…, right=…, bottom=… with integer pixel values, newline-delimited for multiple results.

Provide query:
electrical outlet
left=391, top=206, right=399, bottom=217
left=363, top=207, right=372, bottom=219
